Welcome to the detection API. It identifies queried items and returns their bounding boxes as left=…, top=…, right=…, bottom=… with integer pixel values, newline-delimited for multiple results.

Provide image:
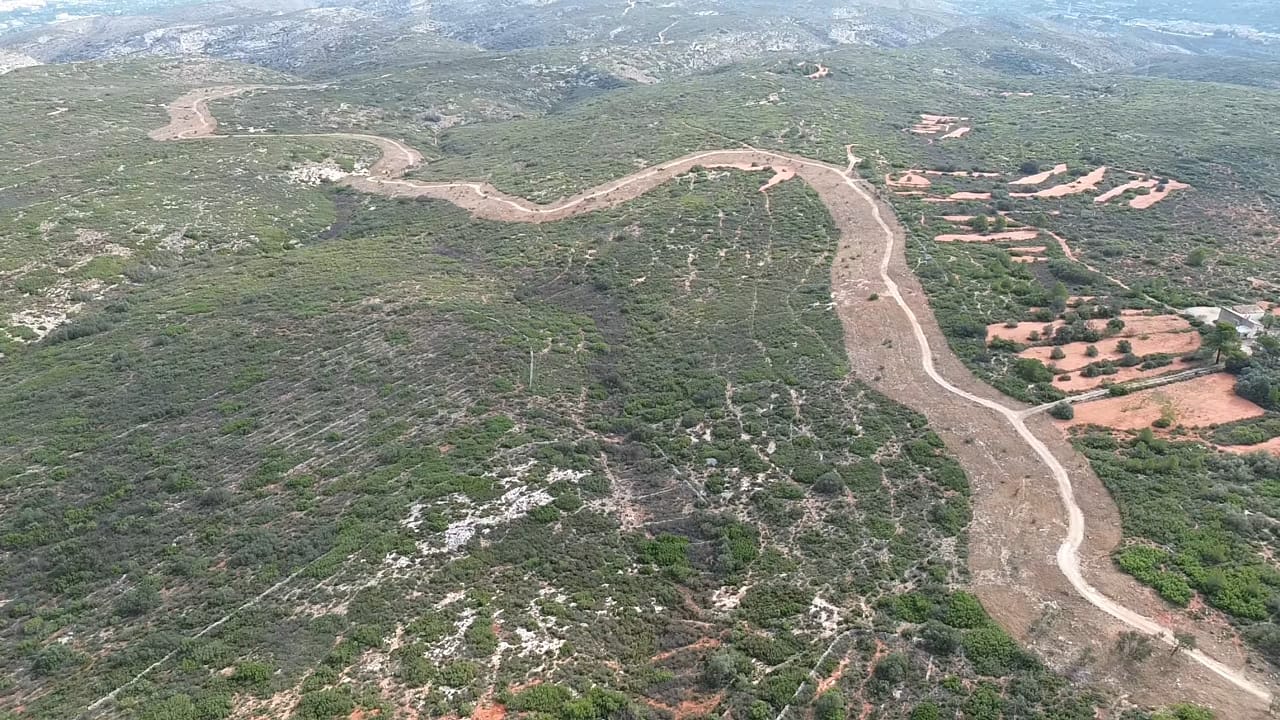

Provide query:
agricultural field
left=3, top=1, right=1280, bottom=719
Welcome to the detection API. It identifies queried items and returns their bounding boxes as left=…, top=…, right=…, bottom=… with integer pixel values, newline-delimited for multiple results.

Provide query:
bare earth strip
left=126, top=88, right=1276, bottom=717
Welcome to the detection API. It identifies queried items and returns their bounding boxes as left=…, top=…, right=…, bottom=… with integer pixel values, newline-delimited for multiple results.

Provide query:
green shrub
left=1153, top=703, right=1214, bottom=720
left=1048, top=403, right=1075, bottom=420
left=910, top=702, right=942, bottom=720
left=945, top=592, right=988, bottom=629
left=294, top=689, right=355, bottom=720
left=962, top=627, right=1029, bottom=676
left=1013, top=358, right=1053, bottom=384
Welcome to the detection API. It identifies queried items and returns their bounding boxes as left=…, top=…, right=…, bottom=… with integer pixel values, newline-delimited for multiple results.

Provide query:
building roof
left=1220, top=307, right=1263, bottom=330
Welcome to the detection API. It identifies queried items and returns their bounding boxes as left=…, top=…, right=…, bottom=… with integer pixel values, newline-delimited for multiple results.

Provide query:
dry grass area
left=1065, top=373, right=1267, bottom=431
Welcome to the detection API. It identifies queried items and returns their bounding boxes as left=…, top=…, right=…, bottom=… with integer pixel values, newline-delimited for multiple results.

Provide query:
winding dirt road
left=143, top=87, right=1274, bottom=714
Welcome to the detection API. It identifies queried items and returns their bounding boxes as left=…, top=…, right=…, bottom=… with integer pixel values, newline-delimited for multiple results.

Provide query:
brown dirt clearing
left=1012, top=167, right=1108, bottom=198
left=934, top=229, right=1039, bottom=243
left=886, top=172, right=931, bottom=188
left=1130, top=179, right=1191, bottom=209
left=1065, top=373, right=1265, bottom=430
left=1011, top=163, right=1068, bottom=186
left=1219, top=436, right=1280, bottom=457
left=923, top=191, right=992, bottom=202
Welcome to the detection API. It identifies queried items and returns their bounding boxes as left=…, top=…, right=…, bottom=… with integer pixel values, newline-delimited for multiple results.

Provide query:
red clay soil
left=815, top=650, right=853, bottom=695
left=1094, top=312, right=1191, bottom=336
left=924, top=170, right=1002, bottom=178
left=651, top=637, right=722, bottom=663
left=1008, top=246, right=1048, bottom=255
left=676, top=693, right=725, bottom=720
left=758, top=167, right=797, bottom=192
left=886, top=172, right=932, bottom=188
left=853, top=640, right=889, bottom=720
left=1039, top=230, right=1088, bottom=267
left=1219, top=436, right=1280, bottom=457
left=470, top=703, right=506, bottom=720
left=1021, top=331, right=1201, bottom=372
left=1130, top=180, right=1191, bottom=209
left=923, top=192, right=992, bottom=202
left=507, top=679, right=542, bottom=694
left=1010, top=163, right=1068, bottom=186
left=940, top=126, right=971, bottom=139
left=644, top=693, right=725, bottom=720
left=1095, top=179, right=1157, bottom=204
left=1012, top=167, right=1108, bottom=198
left=987, top=320, right=1066, bottom=343
left=1011, top=256, right=1045, bottom=264
left=1052, top=362, right=1198, bottom=393
left=1065, top=373, right=1266, bottom=430
left=934, top=229, right=1039, bottom=243
left=806, top=63, right=831, bottom=79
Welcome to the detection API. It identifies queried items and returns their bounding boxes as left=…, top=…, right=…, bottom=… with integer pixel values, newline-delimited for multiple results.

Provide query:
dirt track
left=143, top=87, right=1275, bottom=715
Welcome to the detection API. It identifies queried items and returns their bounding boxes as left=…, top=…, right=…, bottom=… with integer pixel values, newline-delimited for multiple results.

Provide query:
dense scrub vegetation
left=0, top=156, right=1117, bottom=718
left=1232, top=336, right=1280, bottom=412
left=1077, top=431, right=1280, bottom=663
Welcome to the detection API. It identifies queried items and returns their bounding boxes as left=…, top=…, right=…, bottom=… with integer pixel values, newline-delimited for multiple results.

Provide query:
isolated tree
left=1050, top=346, right=1066, bottom=360
left=1085, top=345, right=1099, bottom=357
left=970, top=215, right=990, bottom=233
left=1050, top=282, right=1070, bottom=314
left=815, top=690, right=846, bottom=720
left=1204, top=321, right=1241, bottom=363
left=1116, top=339, right=1132, bottom=354
left=703, top=650, right=739, bottom=688
left=992, top=214, right=1008, bottom=232
left=1172, top=631, right=1197, bottom=656
left=1020, top=160, right=1041, bottom=175
left=1186, top=247, right=1208, bottom=267
left=1049, top=402, right=1074, bottom=420
left=1115, top=631, right=1155, bottom=662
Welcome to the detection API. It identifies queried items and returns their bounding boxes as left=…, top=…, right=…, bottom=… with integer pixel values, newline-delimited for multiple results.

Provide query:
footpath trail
left=135, top=87, right=1274, bottom=715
